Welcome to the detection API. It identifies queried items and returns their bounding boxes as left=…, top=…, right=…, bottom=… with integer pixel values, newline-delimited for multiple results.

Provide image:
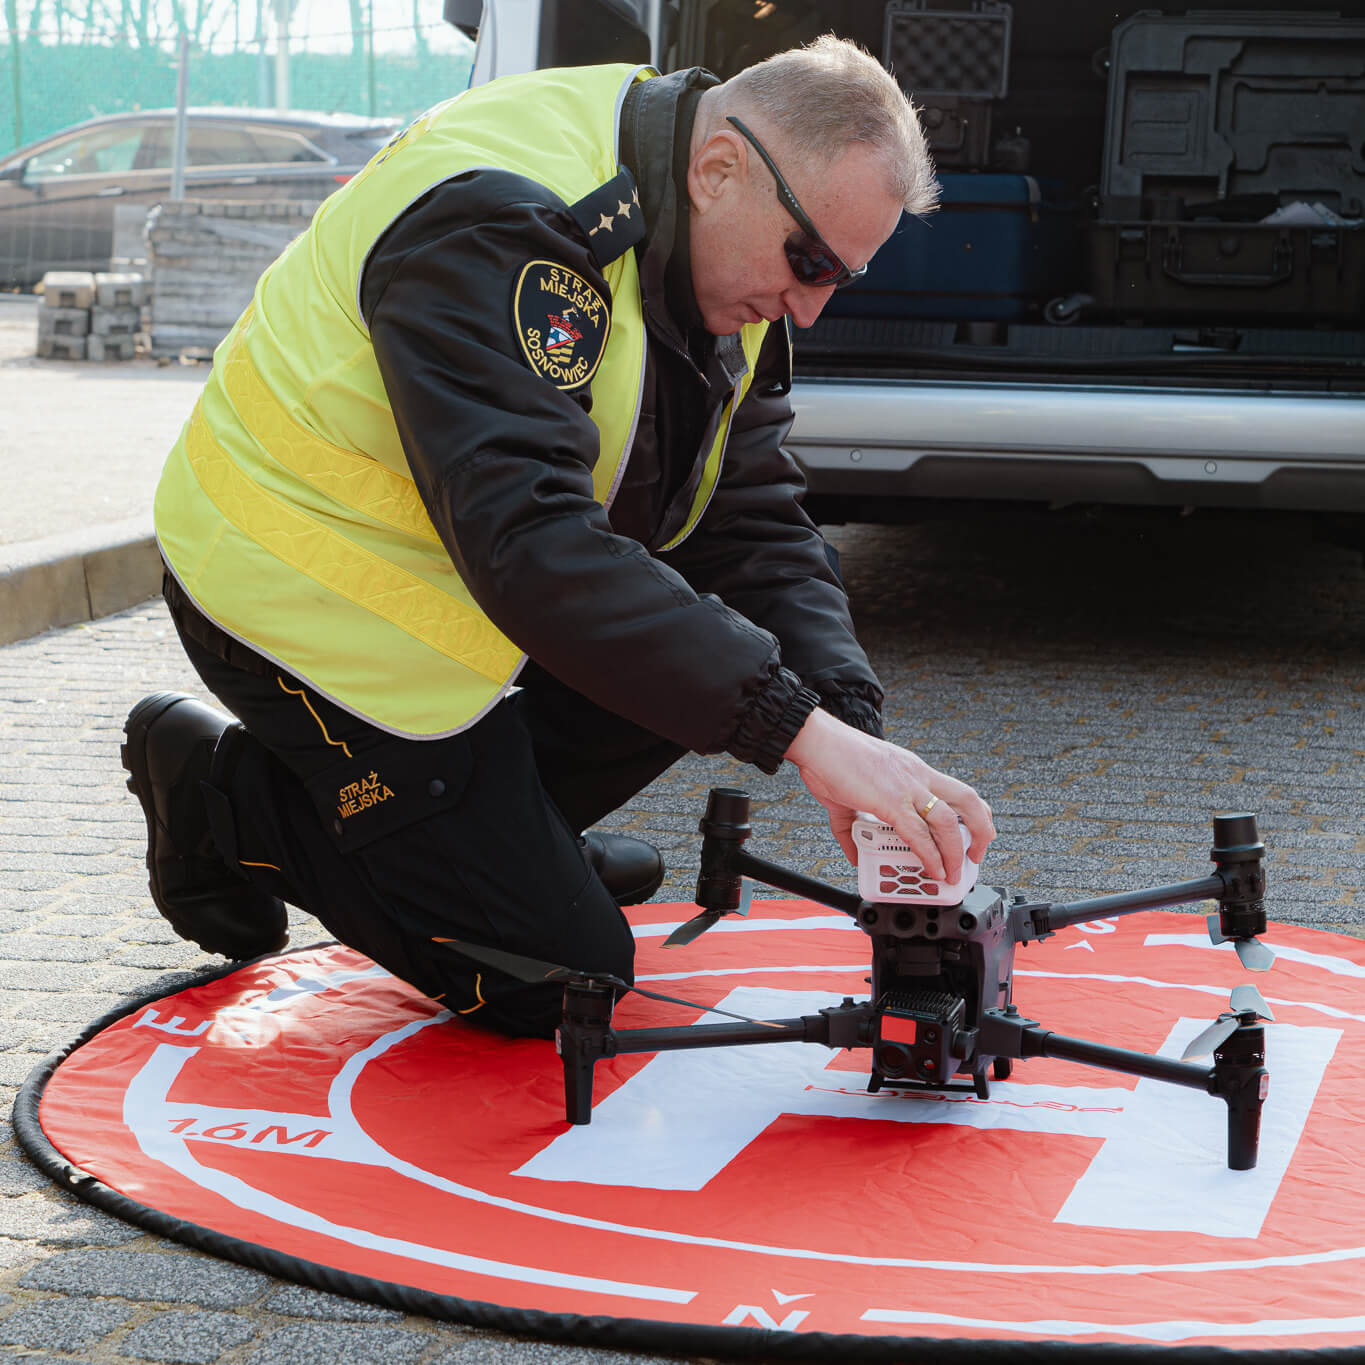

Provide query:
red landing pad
left=19, top=904, right=1365, bottom=1360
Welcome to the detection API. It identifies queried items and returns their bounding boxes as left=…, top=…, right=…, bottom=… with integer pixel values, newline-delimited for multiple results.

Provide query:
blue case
left=827, top=174, right=1078, bottom=322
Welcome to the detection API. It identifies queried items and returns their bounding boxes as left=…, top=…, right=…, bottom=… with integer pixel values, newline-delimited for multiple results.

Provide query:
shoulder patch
left=512, top=260, right=610, bottom=391
left=568, top=167, right=644, bottom=268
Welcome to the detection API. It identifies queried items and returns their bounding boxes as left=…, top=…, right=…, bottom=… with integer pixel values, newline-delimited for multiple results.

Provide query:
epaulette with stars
left=568, top=166, right=645, bottom=269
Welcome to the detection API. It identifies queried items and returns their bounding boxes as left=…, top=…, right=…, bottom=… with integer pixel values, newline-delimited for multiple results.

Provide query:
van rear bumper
left=787, top=378, right=1365, bottom=512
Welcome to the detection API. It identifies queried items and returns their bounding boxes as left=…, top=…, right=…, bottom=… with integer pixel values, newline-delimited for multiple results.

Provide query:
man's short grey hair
left=722, top=33, right=938, bottom=216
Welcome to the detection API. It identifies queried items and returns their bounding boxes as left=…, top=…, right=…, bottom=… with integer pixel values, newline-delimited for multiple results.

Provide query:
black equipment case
left=883, top=0, right=1013, bottom=170
left=1088, top=10, right=1365, bottom=324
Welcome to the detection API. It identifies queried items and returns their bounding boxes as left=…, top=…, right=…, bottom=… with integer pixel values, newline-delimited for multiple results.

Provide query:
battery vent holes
left=878, top=862, right=941, bottom=897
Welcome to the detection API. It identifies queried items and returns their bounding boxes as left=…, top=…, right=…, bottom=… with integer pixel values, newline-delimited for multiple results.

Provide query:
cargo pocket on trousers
left=303, top=730, right=474, bottom=855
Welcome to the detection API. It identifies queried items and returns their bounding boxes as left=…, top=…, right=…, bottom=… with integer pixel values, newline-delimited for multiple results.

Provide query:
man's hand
left=785, top=708, right=995, bottom=882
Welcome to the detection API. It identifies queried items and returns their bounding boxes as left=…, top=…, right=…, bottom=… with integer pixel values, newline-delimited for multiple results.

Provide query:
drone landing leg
left=979, top=1007, right=1263, bottom=1169
left=1213, top=1020, right=1268, bottom=1171
left=559, top=979, right=616, bottom=1125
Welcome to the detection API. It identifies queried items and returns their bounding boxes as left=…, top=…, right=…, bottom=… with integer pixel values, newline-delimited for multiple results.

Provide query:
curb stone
left=0, top=520, right=160, bottom=646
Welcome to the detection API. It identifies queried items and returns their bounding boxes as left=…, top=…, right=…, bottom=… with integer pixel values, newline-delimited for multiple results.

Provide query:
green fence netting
left=1, top=7, right=473, bottom=159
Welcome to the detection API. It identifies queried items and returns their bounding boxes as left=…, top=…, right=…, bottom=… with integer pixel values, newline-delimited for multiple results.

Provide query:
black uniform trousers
left=168, top=590, right=686, bottom=1038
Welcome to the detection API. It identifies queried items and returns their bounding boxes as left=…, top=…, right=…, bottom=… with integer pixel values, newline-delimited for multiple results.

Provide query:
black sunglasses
left=726, top=116, right=868, bottom=290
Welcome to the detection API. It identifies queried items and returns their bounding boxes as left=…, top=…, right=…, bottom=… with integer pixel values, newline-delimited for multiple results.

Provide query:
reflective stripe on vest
left=156, top=63, right=769, bottom=736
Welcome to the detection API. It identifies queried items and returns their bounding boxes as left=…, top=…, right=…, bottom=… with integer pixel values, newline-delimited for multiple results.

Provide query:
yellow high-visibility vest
left=155, top=62, right=769, bottom=737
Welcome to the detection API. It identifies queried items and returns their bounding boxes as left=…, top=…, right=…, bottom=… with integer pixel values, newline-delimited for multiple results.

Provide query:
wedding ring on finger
left=918, top=794, right=939, bottom=820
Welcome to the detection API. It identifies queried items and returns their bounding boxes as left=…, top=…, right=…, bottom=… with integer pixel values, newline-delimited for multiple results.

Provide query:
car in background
left=0, top=108, right=401, bottom=289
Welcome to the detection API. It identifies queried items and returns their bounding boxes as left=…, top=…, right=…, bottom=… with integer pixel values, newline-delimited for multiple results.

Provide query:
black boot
left=580, top=832, right=664, bottom=906
left=122, top=691, right=288, bottom=959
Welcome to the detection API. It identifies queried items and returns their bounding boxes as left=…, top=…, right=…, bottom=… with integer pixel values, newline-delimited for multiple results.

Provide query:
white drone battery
left=852, top=815, right=979, bottom=905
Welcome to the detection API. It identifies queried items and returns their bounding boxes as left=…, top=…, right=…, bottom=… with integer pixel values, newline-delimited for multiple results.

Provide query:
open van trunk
left=469, top=0, right=1365, bottom=518
left=671, top=1, right=1365, bottom=390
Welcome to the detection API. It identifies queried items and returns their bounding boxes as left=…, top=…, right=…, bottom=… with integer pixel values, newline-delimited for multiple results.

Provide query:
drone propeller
left=1180, top=984, right=1275, bottom=1061
left=663, top=878, right=753, bottom=948
left=433, top=936, right=614, bottom=985
left=1206, top=912, right=1275, bottom=972
left=663, top=910, right=723, bottom=948
left=431, top=935, right=783, bottom=1028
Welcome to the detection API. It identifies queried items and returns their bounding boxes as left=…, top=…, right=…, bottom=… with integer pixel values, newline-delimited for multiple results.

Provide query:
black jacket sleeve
left=659, top=324, right=885, bottom=738
left=361, top=171, right=818, bottom=768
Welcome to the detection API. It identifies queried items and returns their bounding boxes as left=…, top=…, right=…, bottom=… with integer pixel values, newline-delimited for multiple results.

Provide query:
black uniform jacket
left=361, top=67, right=884, bottom=772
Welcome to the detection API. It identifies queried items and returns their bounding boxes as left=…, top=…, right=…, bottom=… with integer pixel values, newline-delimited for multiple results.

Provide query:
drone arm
left=978, top=1006, right=1213, bottom=1087
left=977, top=1007, right=1265, bottom=1170
left=560, top=995, right=822, bottom=1125
left=1017, top=873, right=1226, bottom=940
left=734, top=849, right=863, bottom=917
left=611, top=998, right=872, bottom=1055
left=609, top=1014, right=821, bottom=1055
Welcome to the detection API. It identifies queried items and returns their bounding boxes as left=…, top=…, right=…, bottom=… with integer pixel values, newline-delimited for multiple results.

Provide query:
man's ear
left=687, top=127, right=745, bottom=217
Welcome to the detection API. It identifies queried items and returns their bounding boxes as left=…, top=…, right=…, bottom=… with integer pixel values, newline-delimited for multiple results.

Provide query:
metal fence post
left=170, top=31, right=189, bottom=201
left=4, top=0, right=21, bottom=151
left=274, top=0, right=289, bottom=111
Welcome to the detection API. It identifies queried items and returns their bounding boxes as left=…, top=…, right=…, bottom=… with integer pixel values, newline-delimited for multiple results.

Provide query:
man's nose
left=783, top=284, right=834, bottom=330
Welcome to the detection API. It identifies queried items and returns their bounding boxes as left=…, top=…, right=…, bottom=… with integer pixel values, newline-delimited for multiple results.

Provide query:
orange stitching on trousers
left=276, top=677, right=353, bottom=758
left=456, top=973, right=487, bottom=1015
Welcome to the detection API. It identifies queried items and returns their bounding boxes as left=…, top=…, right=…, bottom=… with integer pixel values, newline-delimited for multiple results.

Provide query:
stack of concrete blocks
left=90, top=273, right=147, bottom=360
left=36, top=272, right=94, bottom=359
left=145, top=199, right=320, bottom=358
left=36, top=271, right=148, bottom=361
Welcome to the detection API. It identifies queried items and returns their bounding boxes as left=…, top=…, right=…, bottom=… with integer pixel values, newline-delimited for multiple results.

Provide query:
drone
left=443, top=788, right=1275, bottom=1171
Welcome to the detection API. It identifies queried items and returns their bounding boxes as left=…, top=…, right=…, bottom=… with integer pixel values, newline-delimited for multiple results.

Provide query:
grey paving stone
left=22, top=915, right=114, bottom=939
left=429, top=1341, right=678, bottom=1365
left=242, top=1320, right=430, bottom=1364
left=0, top=1296, right=134, bottom=1352
left=0, top=833, right=125, bottom=858
left=117, top=918, right=186, bottom=944
left=119, top=1307, right=261, bottom=1362
left=7, top=1023, right=74, bottom=1054
left=0, top=1237, right=40, bottom=1269
left=0, top=934, right=109, bottom=963
left=999, top=835, right=1087, bottom=855
left=10, top=990, right=130, bottom=1021
left=0, top=872, right=71, bottom=894
left=1, top=1194, right=145, bottom=1245
left=113, top=942, right=203, bottom=970
left=985, top=799, right=1071, bottom=817
left=20, top=1247, right=271, bottom=1305
left=96, top=966, right=207, bottom=995
left=0, top=1053, right=40, bottom=1085
left=262, top=1284, right=405, bottom=1323
left=0, top=962, right=108, bottom=992
left=0, top=1162, right=49, bottom=1195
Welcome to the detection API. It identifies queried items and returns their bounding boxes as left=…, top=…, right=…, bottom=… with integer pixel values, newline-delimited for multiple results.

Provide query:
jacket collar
left=621, top=66, right=725, bottom=365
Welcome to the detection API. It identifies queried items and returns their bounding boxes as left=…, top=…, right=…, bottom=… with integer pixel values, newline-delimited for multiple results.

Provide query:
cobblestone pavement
left=0, top=506, right=1362, bottom=1362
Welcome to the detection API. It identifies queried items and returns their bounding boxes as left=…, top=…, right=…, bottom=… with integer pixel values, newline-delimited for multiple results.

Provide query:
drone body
left=861, top=882, right=1015, bottom=1096
left=444, top=789, right=1276, bottom=1169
